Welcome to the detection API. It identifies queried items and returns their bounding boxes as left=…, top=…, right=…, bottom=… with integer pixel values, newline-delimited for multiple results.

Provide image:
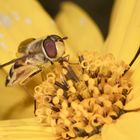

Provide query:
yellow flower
left=0, top=0, right=140, bottom=140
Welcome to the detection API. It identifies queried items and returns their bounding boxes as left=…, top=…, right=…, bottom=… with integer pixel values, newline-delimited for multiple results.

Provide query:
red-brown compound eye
left=43, top=38, right=57, bottom=58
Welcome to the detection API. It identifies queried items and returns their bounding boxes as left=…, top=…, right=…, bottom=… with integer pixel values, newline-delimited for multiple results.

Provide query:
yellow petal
left=0, top=118, right=57, bottom=140
left=0, top=69, right=34, bottom=120
left=105, top=0, right=138, bottom=64
left=87, top=135, right=102, bottom=140
left=109, top=0, right=122, bottom=32
left=102, top=124, right=128, bottom=140
left=55, top=2, right=104, bottom=53
left=118, top=1, right=140, bottom=64
left=102, top=112, right=140, bottom=140
left=0, top=118, right=103, bottom=140
left=124, top=89, right=140, bottom=110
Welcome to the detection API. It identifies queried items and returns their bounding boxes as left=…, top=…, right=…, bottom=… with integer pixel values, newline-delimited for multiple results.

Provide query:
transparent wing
left=6, top=61, right=41, bottom=86
left=17, top=38, right=36, bottom=54
left=17, top=38, right=43, bottom=58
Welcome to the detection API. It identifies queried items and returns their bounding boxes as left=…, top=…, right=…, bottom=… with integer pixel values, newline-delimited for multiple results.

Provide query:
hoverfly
left=0, top=35, right=68, bottom=86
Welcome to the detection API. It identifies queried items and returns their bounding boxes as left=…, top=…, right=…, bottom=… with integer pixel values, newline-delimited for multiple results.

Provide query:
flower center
left=34, top=51, right=132, bottom=139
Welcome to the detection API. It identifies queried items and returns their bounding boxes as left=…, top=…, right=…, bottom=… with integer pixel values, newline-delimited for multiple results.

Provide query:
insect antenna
left=62, top=36, right=68, bottom=40
left=0, top=54, right=33, bottom=68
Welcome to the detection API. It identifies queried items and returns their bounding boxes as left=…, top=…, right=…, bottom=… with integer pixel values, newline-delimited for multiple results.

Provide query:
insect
left=0, top=35, right=68, bottom=86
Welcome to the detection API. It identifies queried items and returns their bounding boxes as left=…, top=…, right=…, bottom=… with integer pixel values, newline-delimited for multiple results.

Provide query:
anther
left=65, top=65, right=79, bottom=82
left=55, top=81, right=68, bottom=91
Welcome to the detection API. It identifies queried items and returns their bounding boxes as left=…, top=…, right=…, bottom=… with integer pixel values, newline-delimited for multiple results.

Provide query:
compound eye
left=43, top=38, right=57, bottom=58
